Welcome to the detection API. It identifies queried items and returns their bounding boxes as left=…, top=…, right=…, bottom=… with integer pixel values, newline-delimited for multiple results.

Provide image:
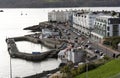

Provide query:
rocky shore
left=23, top=22, right=51, bottom=32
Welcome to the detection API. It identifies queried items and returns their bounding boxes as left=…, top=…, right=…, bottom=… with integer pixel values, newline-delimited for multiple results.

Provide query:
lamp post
left=85, top=59, right=88, bottom=78
left=10, top=55, right=12, bottom=78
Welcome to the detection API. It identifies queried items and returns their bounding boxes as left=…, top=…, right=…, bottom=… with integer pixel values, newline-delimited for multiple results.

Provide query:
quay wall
left=6, top=37, right=61, bottom=61
left=13, top=36, right=64, bottom=49
left=13, top=36, right=41, bottom=43
left=40, top=38, right=63, bottom=49
left=6, top=33, right=66, bottom=61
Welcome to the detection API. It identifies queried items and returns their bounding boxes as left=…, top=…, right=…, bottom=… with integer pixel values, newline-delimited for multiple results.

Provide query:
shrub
left=77, top=64, right=86, bottom=74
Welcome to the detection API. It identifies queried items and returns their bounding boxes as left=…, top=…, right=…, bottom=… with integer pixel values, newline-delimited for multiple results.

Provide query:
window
left=107, top=32, right=110, bottom=36
left=113, top=25, right=118, bottom=31
left=113, top=25, right=119, bottom=36
left=107, top=26, right=110, bottom=31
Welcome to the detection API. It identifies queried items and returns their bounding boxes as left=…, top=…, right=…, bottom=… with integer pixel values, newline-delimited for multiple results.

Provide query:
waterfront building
left=91, top=15, right=120, bottom=43
left=66, top=48, right=86, bottom=63
left=48, top=10, right=74, bottom=23
left=48, top=10, right=56, bottom=22
left=72, top=11, right=97, bottom=36
left=58, top=43, right=86, bottom=63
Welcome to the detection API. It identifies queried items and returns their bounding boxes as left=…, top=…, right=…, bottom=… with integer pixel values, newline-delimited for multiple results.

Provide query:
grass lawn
left=75, top=59, right=120, bottom=78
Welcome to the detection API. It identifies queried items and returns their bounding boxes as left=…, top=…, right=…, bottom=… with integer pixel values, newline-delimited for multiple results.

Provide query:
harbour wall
left=6, top=35, right=65, bottom=61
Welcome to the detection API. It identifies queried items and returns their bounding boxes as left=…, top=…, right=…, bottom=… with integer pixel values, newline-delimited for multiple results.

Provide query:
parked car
left=88, top=45, right=92, bottom=49
left=64, top=29, right=67, bottom=33
left=94, top=49, right=100, bottom=53
left=99, top=51, right=104, bottom=56
left=87, top=40, right=91, bottom=44
left=84, top=44, right=89, bottom=48
left=66, top=32, right=70, bottom=35
left=77, top=33, right=81, bottom=36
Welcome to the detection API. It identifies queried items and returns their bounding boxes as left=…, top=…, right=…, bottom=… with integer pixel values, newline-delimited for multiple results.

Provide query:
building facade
left=91, top=15, right=120, bottom=42
left=48, top=10, right=74, bottom=23
left=73, top=11, right=97, bottom=36
left=58, top=47, right=86, bottom=64
left=66, top=48, right=86, bottom=63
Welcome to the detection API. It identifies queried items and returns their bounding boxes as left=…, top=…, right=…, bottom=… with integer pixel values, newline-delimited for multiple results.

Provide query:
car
left=99, top=52, right=104, bottom=56
left=66, top=32, right=70, bottom=35
left=100, top=54, right=105, bottom=59
left=75, top=37, right=78, bottom=39
left=85, top=44, right=89, bottom=47
left=88, top=45, right=92, bottom=49
left=87, top=40, right=90, bottom=44
left=94, top=49, right=100, bottom=53
left=64, top=30, right=67, bottom=33
left=77, top=33, right=81, bottom=36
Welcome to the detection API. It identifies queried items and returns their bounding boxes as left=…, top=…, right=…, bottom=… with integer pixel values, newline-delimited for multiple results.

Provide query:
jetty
left=6, top=35, right=64, bottom=61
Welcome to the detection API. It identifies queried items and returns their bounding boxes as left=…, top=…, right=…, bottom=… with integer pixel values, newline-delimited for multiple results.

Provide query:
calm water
left=0, top=7, right=120, bottom=78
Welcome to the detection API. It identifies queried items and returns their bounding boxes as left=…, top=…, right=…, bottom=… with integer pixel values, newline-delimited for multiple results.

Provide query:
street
left=53, top=23, right=120, bottom=60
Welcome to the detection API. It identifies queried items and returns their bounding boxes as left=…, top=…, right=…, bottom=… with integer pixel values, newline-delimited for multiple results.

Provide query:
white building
left=73, top=11, right=97, bottom=36
left=48, top=10, right=56, bottom=22
left=66, top=48, right=86, bottom=63
left=91, top=15, right=120, bottom=43
left=48, top=10, right=74, bottom=23
left=58, top=44, right=86, bottom=63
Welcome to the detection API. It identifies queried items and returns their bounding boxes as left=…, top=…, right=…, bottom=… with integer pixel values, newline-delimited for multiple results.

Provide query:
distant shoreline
left=0, top=0, right=120, bottom=8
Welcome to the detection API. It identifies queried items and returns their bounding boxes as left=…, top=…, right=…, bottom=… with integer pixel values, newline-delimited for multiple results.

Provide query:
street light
left=10, top=55, right=12, bottom=78
left=85, top=59, right=89, bottom=78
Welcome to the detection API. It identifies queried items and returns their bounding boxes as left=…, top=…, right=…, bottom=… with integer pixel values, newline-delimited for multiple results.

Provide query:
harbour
left=0, top=7, right=120, bottom=78
left=0, top=9, right=60, bottom=78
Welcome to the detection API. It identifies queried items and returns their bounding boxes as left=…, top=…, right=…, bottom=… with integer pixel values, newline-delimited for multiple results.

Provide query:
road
left=54, top=23, right=120, bottom=59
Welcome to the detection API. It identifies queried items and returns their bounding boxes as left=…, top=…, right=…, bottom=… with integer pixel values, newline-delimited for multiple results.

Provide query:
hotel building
left=73, top=11, right=97, bottom=36
left=91, top=15, right=120, bottom=43
left=48, top=10, right=74, bottom=23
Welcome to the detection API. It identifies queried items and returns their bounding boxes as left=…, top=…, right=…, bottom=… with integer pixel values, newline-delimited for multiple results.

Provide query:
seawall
left=6, top=36, right=98, bottom=62
left=6, top=36, right=63, bottom=61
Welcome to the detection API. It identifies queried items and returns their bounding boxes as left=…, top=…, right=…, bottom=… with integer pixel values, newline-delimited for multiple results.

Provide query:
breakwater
left=13, top=36, right=41, bottom=43
left=13, top=35, right=65, bottom=49
left=6, top=35, right=64, bottom=61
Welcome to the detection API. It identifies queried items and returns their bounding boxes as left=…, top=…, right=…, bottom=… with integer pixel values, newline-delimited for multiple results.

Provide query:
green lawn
left=75, top=59, right=120, bottom=78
